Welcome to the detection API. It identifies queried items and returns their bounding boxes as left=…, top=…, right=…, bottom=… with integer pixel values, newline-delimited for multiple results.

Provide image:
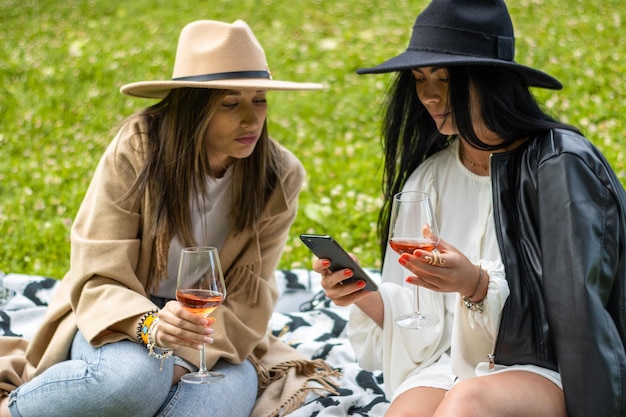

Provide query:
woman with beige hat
left=313, top=0, right=626, bottom=416
left=0, top=19, right=335, bottom=417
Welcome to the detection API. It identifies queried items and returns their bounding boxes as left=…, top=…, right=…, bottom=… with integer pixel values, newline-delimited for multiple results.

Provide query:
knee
left=89, top=355, right=173, bottom=415
left=440, top=380, right=486, bottom=416
left=384, top=404, right=426, bottom=417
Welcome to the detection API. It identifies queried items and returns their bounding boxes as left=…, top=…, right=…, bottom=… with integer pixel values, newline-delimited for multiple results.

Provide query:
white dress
left=347, top=139, right=561, bottom=400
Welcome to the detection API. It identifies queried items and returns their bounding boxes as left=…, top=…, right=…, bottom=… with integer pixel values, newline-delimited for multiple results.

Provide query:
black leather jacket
left=490, top=129, right=626, bottom=417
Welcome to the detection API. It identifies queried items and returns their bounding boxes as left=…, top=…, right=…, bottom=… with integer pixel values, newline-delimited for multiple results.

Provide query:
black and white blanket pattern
left=0, top=270, right=390, bottom=416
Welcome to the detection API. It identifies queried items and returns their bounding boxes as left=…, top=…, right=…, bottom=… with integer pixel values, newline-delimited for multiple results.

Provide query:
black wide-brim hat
left=357, top=0, right=562, bottom=90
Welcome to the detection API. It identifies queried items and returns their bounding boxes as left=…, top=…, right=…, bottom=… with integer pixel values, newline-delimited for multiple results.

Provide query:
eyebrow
left=412, top=66, right=446, bottom=74
left=224, top=90, right=266, bottom=96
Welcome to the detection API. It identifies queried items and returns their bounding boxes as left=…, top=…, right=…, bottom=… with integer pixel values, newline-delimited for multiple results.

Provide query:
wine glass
left=176, top=246, right=226, bottom=384
left=389, top=191, right=440, bottom=329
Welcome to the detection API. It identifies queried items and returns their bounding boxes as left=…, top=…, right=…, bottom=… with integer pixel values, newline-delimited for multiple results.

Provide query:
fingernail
left=357, top=280, right=366, bottom=288
left=343, top=269, right=353, bottom=277
left=322, top=260, right=330, bottom=267
left=205, top=337, right=214, bottom=344
left=398, top=255, right=408, bottom=265
left=406, top=276, right=413, bottom=283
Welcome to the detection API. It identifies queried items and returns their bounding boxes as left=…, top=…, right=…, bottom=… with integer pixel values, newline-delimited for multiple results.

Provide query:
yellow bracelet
left=137, top=310, right=159, bottom=345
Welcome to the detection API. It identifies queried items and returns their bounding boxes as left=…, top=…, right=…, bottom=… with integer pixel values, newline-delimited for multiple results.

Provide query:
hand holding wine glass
left=176, top=246, right=226, bottom=384
left=389, top=191, right=440, bottom=329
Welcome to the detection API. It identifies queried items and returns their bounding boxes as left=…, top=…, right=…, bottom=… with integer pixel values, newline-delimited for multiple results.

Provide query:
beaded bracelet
left=462, top=265, right=486, bottom=313
left=146, top=317, right=173, bottom=370
left=137, top=310, right=173, bottom=369
left=463, top=297, right=485, bottom=313
left=137, top=310, right=159, bottom=344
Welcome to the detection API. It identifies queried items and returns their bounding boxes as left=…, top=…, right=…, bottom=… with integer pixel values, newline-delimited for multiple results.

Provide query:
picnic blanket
left=0, top=270, right=390, bottom=416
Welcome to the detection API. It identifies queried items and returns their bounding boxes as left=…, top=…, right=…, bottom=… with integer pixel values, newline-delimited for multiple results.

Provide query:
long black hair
left=377, top=65, right=579, bottom=261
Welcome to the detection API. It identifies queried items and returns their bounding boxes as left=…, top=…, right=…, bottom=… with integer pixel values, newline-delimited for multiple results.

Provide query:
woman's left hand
left=398, top=238, right=483, bottom=298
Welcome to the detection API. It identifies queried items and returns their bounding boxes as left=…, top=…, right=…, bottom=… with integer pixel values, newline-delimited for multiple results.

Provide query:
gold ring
left=427, top=251, right=446, bottom=266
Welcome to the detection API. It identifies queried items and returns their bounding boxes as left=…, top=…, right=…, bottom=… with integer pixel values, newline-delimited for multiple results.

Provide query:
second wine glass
left=176, top=246, right=226, bottom=384
left=389, top=191, right=440, bottom=329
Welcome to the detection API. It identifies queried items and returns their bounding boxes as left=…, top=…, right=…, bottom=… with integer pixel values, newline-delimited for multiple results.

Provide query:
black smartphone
left=300, top=234, right=379, bottom=291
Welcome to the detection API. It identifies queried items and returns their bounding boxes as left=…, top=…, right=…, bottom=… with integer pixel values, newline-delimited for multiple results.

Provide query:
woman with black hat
left=313, top=0, right=626, bottom=416
left=0, top=20, right=339, bottom=417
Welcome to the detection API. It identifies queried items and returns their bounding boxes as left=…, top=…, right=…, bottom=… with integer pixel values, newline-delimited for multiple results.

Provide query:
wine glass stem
left=198, top=343, right=207, bottom=374
left=413, top=285, right=421, bottom=316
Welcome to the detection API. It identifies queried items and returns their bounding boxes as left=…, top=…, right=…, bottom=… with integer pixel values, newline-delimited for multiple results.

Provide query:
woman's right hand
left=313, top=256, right=374, bottom=307
left=313, top=256, right=384, bottom=327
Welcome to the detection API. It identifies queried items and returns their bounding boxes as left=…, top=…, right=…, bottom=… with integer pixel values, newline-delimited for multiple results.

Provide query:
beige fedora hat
left=121, top=20, right=323, bottom=99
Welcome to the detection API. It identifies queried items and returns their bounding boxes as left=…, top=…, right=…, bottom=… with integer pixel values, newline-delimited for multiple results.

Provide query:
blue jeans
left=8, top=331, right=258, bottom=417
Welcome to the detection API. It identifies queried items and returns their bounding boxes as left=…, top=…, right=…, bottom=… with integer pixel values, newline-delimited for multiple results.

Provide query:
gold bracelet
left=462, top=265, right=485, bottom=313
left=466, top=265, right=483, bottom=300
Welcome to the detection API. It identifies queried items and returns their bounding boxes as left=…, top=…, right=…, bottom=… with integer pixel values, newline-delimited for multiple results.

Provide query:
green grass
left=1, top=0, right=624, bottom=279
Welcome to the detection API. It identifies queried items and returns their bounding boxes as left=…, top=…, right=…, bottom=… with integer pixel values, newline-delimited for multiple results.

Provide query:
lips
left=431, top=112, right=451, bottom=121
left=235, top=134, right=258, bottom=145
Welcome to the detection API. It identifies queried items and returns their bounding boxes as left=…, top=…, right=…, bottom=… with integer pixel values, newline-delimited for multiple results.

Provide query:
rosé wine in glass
left=176, top=246, right=226, bottom=383
left=389, top=191, right=440, bottom=329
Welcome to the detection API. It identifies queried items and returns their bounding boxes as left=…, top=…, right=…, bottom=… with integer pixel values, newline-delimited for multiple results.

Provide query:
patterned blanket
left=0, top=270, right=390, bottom=416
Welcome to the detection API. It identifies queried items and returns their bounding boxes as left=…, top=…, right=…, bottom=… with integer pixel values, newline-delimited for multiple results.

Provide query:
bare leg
left=0, top=396, right=10, bottom=417
left=385, top=386, right=447, bottom=417
left=433, top=371, right=566, bottom=417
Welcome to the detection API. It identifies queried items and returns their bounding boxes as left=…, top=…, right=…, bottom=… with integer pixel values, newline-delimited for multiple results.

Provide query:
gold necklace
left=460, top=145, right=489, bottom=171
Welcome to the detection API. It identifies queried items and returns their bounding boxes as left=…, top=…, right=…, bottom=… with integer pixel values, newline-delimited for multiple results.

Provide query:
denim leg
left=156, top=358, right=258, bottom=417
left=8, top=330, right=174, bottom=417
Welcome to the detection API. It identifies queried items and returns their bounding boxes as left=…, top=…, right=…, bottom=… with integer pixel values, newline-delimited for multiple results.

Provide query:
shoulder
left=104, top=117, right=149, bottom=167
left=534, top=128, right=594, bottom=157
left=530, top=129, right=614, bottom=176
left=528, top=129, right=625, bottom=200
left=274, top=141, right=305, bottom=176
left=89, top=117, right=149, bottom=187
left=272, top=139, right=305, bottom=180
left=271, top=139, right=306, bottom=198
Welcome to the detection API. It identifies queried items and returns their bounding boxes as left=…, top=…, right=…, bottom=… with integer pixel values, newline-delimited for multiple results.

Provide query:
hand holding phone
left=300, top=234, right=378, bottom=291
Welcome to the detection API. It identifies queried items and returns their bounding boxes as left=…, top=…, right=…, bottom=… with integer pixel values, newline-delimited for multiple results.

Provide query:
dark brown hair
left=124, top=87, right=280, bottom=279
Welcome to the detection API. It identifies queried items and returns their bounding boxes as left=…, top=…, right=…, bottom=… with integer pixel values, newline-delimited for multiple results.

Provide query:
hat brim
left=357, top=50, right=562, bottom=90
left=121, top=79, right=324, bottom=99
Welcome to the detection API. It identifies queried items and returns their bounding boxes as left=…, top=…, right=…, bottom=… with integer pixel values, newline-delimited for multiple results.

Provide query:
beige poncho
left=0, top=120, right=339, bottom=416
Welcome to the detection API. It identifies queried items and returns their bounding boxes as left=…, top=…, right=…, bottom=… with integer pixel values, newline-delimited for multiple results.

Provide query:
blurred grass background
left=1, top=0, right=624, bottom=279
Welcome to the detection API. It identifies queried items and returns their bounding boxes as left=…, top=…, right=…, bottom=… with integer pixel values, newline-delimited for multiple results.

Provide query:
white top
left=347, top=139, right=561, bottom=400
left=155, top=168, right=233, bottom=299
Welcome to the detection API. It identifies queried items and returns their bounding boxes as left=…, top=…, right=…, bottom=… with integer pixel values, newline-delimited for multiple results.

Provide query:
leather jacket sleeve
left=492, top=129, right=626, bottom=417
